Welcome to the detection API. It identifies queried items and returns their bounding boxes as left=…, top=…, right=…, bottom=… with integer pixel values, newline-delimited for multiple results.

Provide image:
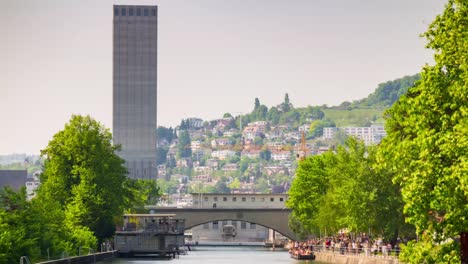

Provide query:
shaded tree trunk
left=462, top=232, right=468, bottom=264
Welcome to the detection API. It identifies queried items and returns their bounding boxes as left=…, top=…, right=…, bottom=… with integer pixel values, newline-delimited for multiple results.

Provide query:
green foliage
left=267, top=107, right=281, bottom=125
left=156, top=147, right=168, bottom=165
left=322, top=108, right=384, bottom=127
left=288, top=213, right=310, bottom=240
left=378, top=0, right=468, bottom=261
left=281, top=93, right=292, bottom=112
left=157, top=126, right=175, bottom=143
left=399, top=237, right=460, bottom=264
left=177, top=130, right=192, bottom=158
left=254, top=178, right=270, bottom=193
left=0, top=187, right=40, bottom=263
left=228, top=178, right=241, bottom=189
left=259, top=149, right=271, bottom=161
left=309, top=118, right=336, bottom=138
left=157, top=178, right=180, bottom=194
left=357, top=74, right=420, bottom=108
left=287, top=138, right=409, bottom=240
left=38, top=115, right=128, bottom=242
left=125, top=179, right=161, bottom=207
left=214, top=181, right=231, bottom=193
left=0, top=115, right=160, bottom=261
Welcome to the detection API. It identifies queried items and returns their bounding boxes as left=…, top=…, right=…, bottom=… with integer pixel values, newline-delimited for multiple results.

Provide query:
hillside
left=319, top=73, right=420, bottom=126
left=153, top=73, right=421, bottom=197
left=331, top=74, right=421, bottom=110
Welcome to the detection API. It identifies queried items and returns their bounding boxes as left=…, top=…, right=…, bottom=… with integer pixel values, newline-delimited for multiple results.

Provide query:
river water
left=99, top=246, right=322, bottom=264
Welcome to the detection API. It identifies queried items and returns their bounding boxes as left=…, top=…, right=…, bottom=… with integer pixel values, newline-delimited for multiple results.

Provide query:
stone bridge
left=146, top=207, right=298, bottom=241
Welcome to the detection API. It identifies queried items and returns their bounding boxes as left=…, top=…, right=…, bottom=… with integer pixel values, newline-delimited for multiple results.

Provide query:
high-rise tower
left=113, top=5, right=157, bottom=179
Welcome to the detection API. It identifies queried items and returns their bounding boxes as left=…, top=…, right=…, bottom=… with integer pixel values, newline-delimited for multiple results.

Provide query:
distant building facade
left=113, top=5, right=158, bottom=179
left=191, top=193, right=288, bottom=209
left=323, top=124, right=387, bottom=145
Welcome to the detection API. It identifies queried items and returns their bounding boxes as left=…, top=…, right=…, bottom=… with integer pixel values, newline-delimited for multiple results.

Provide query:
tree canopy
left=38, top=115, right=129, bottom=241
left=378, top=0, right=468, bottom=262
left=287, top=138, right=410, bottom=241
left=177, top=130, right=192, bottom=158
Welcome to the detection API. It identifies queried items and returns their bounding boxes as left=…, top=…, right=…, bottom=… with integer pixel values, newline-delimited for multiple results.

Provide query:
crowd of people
left=288, top=241, right=315, bottom=257
left=288, top=233, right=401, bottom=258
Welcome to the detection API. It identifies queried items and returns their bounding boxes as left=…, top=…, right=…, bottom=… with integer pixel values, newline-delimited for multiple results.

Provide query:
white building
left=298, top=124, right=310, bottom=132
left=191, top=193, right=288, bottom=209
left=187, top=118, right=204, bottom=128
left=323, top=127, right=338, bottom=139
left=271, top=151, right=292, bottom=161
left=323, top=124, right=387, bottom=145
left=211, top=150, right=237, bottom=160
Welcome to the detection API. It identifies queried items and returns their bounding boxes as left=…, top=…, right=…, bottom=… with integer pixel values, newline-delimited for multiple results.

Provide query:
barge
left=114, top=214, right=185, bottom=258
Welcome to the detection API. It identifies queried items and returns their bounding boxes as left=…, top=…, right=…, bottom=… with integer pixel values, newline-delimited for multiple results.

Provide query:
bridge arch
left=147, top=208, right=298, bottom=241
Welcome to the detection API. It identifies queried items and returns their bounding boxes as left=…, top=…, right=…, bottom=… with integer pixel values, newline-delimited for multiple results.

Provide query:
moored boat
left=290, top=252, right=316, bottom=260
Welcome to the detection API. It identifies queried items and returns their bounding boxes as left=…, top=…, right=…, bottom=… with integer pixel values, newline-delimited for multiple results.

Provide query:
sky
left=1, top=0, right=445, bottom=155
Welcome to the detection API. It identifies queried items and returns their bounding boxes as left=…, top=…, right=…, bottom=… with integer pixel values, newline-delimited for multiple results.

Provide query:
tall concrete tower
left=113, top=5, right=157, bottom=179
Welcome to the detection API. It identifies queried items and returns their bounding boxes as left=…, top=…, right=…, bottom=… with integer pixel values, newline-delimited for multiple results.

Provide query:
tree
left=38, top=115, right=128, bottom=242
left=156, top=147, right=168, bottom=165
left=254, top=98, right=260, bottom=110
left=282, top=93, right=291, bottom=112
left=0, top=187, right=41, bottom=263
left=309, top=119, right=336, bottom=138
left=259, top=149, right=271, bottom=161
left=177, top=130, right=192, bottom=158
left=228, top=178, right=241, bottom=190
left=157, top=126, right=174, bottom=143
left=378, top=1, right=468, bottom=262
left=215, top=181, right=231, bottom=193
left=288, top=138, right=409, bottom=240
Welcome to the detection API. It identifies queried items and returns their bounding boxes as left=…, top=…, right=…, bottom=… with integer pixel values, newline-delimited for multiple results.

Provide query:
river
left=98, top=246, right=323, bottom=263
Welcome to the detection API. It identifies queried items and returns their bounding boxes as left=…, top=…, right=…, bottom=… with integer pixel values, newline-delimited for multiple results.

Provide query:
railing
left=295, top=244, right=401, bottom=258
left=19, top=256, right=32, bottom=264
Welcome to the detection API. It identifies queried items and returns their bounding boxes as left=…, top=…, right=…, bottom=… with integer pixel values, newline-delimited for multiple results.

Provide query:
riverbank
left=36, top=251, right=117, bottom=264
left=314, top=252, right=400, bottom=264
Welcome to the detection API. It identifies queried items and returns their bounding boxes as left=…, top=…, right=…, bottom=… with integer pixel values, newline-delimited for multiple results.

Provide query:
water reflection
left=98, top=246, right=321, bottom=263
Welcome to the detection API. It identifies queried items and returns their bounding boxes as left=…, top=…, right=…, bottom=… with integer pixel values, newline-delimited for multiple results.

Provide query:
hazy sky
left=1, top=0, right=445, bottom=155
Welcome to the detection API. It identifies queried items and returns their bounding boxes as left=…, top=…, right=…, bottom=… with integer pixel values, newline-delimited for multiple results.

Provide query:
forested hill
left=341, top=73, right=420, bottom=109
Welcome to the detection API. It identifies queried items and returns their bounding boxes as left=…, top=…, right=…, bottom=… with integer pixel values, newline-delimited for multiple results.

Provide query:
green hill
left=319, top=74, right=420, bottom=126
